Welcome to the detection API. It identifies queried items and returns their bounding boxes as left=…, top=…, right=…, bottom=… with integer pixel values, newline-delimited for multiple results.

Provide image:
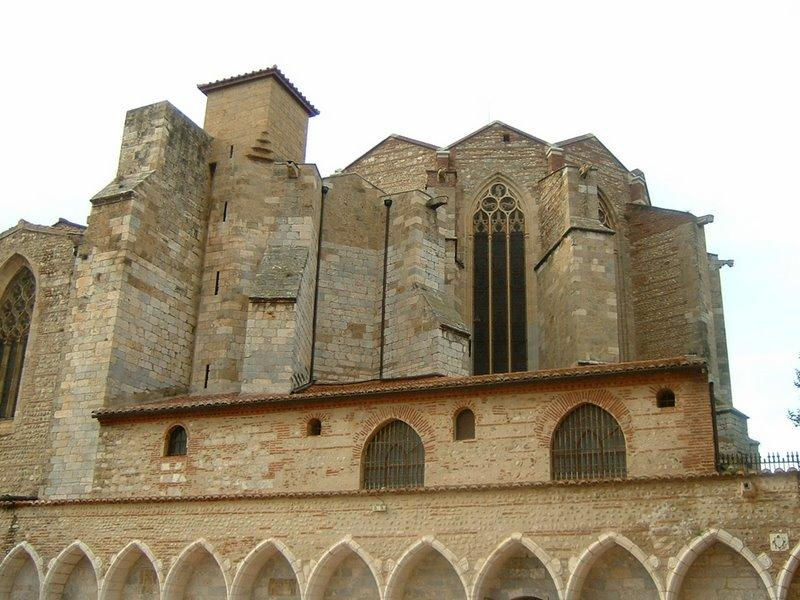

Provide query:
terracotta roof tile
left=93, top=356, right=706, bottom=422
left=198, top=65, right=319, bottom=117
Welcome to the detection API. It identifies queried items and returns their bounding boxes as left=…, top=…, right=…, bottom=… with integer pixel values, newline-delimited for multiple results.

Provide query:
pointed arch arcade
left=0, top=266, right=35, bottom=419
left=472, top=181, right=527, bottom=374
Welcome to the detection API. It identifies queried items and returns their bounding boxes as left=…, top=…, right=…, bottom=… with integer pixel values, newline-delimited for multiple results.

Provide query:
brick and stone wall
left=0, top=224, right=81, bottom=496
left=90, top=368, right=715, bottom=498
left=1, top=472, right=797, bottom=599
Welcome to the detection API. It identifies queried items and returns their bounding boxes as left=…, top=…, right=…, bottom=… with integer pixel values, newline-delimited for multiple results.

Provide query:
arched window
left=0, top=268, right=35, bottom=419
left=362, top=420, right=424, bottom=489
left=473, top=182, right=527, bottom=375
left=454, top=409, right=475, bottom=440
left=307, top=418, right=322, bottom=436
left=551, top=404, right=626, bottom=480
left=166, top=425, right=188, bottom=456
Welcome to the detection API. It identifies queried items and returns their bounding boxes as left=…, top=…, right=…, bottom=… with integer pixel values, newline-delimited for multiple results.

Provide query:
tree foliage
left=791, top=366, right=800, bottom=427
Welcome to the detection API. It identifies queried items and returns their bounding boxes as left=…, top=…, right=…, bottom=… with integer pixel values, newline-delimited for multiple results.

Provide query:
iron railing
left=717, top=451, right=800, bottom=474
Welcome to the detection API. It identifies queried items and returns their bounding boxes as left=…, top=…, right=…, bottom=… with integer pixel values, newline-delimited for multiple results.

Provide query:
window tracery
left=473, top=183, right=527, bottom=374
left=0, top=268, right=35, bottom=419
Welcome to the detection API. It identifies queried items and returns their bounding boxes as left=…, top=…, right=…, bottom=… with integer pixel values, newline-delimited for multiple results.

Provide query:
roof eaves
left=198, top=65, right=320, bottom=117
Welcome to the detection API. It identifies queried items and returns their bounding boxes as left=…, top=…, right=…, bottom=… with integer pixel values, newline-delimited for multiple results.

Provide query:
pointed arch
left=384, top=536, right=468, bottom=600
left=305, top=537, right=382, bottom=600
left=664, top=529, right=775, bottom=600
left=0, top=257, right=37, bottom=419
left=42, top=540, right=100, bottom=600
left=99, top=540, right=161, bottom=600
left=565, top=532, right=663, bottom=600
left=162, top=539, right=229, bottom=600
left=473, top=533, right=564, bottom=600
left=777, top=539, right=800, bottom=600
left=0, top=541, right=44, bottom=600
left=230, top=539, right=303, bottom=600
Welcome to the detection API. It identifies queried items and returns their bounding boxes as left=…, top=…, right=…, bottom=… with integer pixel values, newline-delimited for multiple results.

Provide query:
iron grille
left=0, top=268, right=35, bottom=419
left=472, top=183, right=527, bottom=375
left=167, top=426, right=188, bottom=456
left=362, top=420, right=424, bottom=489
left=717, top=451, right=800, bottom=474
left=552, top=404, right=627, bottom=480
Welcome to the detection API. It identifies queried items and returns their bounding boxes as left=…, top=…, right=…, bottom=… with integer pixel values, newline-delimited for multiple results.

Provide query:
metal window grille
left=473, top=183, right=527, bottom=375
left=552, top=404, right=627, bottom=480
left=0, top=268, right=35, bottom=419
left=167, top=426, right=187, bottom=456
left=455, top=409, right=475, bottom=440
left=362, top=420, right=424, bottom=489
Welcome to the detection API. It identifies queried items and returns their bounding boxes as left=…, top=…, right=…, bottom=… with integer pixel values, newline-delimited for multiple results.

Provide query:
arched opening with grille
left=0, top=267, right=35, bottom=419
left=551, top=404, right=627, bottom=480
left=361, top=420, right=424, bottom=489
left=472, top=182, right=527, bottom=375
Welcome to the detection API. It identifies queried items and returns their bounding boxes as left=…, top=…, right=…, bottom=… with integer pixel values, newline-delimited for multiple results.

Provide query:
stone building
left=0, top=66, right=796, bottom=599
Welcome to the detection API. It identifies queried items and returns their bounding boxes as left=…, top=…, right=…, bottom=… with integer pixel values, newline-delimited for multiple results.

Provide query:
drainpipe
left=379, top=196, right=393, bottom=379
left=306, top=184, right=328, bottom=386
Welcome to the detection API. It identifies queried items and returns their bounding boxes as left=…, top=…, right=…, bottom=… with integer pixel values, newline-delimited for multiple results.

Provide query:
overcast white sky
left=1, top=1, right=797, bottom=451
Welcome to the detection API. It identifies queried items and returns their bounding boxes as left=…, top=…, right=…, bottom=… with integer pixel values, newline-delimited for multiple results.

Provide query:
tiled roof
left=198, top=65, right=319, bottom=117
left=1, top=470, right=790, bottom=508
left=93, top=356, right=707, bottom=422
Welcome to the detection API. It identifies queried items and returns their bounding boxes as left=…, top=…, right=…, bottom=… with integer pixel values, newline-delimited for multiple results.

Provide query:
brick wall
left=1, top=472, right=797, bottom=599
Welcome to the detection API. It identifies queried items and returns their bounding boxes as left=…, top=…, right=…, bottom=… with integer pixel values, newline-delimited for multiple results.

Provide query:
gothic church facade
left=0, top=67, right=796, bottom=599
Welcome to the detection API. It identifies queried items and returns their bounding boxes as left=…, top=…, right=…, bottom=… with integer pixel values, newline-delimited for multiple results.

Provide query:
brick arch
left=384, top=536, right=469, bottom=600
left=533, top=389, right=633, bottom=448
left=162, top=539, right=229, bottom=600
left=352, top=408, right=435, bottom=462
left=304, top=537, right=383, bottom=600
left=0, top=541, right=44, bottom=599
left=99, top=540, right=160, bottom=600
left=42, top=540, right=101, bottom=600
left=230, top=539, right=303, bottom=600
left=472, top=533, right=564, bottom=600
left=664, top=528, right=775, bottom=600
left=565, top=532, right=663, bottom=600
left=777, top=539, right=800, bottom=600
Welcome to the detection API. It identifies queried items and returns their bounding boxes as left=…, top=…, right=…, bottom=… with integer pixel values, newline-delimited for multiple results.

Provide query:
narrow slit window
left=204, top=364, right=210, bottom=389
left=0, top=268, right=35, bottom=419
left=222, top=201, right=228, bottom=222
left=473, top=183, right=527, bottom=374
left=214, top=271, right=220, bottom=295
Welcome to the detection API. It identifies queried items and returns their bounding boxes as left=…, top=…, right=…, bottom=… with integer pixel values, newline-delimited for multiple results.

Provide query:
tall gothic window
left=0, top=268, right=35, bottom=419
left=473, top=183, right=527, bottom=374
left=362, top=420, right=424, bottom=489
left=551, top=404, right=627, bottom=480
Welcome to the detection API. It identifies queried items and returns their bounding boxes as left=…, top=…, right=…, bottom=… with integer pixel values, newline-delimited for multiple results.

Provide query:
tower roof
left=198, top=65, right=320, bottom=117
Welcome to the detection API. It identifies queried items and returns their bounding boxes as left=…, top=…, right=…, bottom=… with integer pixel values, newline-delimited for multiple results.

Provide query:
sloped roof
left=198, top=65, right=319, bottom=117
left=250, top=246, right=309, bottom=301
left=0, top=219, right=86, bottom=242
left=344, top=134, right=440, bottom=170
left=93, top=356, right=706, bottom=421
left=556, top=133, right=629, bottom=171
left=445, top=121, right=549, bottom=149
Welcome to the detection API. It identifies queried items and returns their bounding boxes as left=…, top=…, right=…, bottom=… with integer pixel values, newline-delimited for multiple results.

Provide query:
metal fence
left=717, top=451, right=800, bottom=474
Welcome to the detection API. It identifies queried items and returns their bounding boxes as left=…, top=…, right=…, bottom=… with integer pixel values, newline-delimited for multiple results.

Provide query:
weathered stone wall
left=346, top=136, right=436, bottom=194
left=202, top=76, right=310, bottom=164
left=1, top=473, right=797, bottom=599
left=192, top=161, right=321, bottom=394
left=312, top=174, right=384, bottom=382
left=91, top=369, right=714, bottom=497
left=45, top=101, right=211, bottom=499
left=680, top=542, right=769, bottom=600
left=708, top=254, right=734, bottom=407
left=0, top=225, right=80, bottom=496
left=580, top=544, right=659, bottom=599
